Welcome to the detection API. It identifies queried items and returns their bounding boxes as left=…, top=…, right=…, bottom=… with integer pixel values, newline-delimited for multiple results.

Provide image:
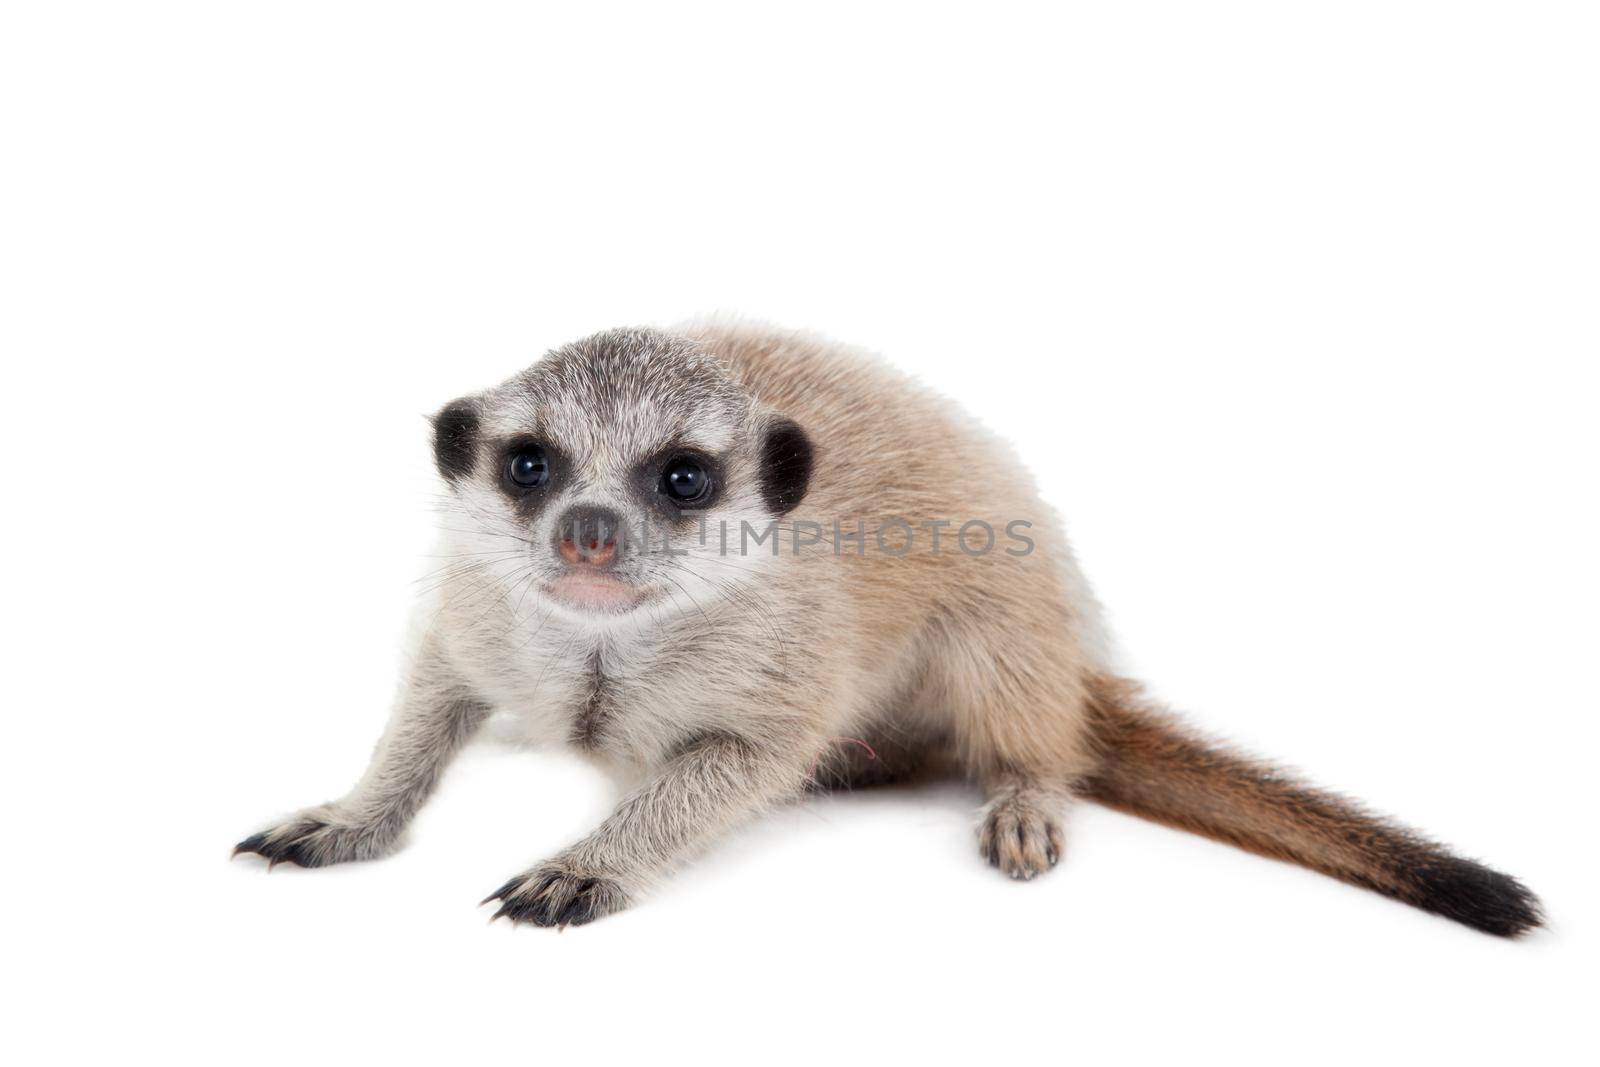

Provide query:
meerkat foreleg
left=482, top=732, right=812, bottom=927
left=234, top=643, right=488, bottom=868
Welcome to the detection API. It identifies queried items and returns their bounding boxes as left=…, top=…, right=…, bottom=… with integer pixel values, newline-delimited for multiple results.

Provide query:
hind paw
left=979, top=791, right=1065, bottom=880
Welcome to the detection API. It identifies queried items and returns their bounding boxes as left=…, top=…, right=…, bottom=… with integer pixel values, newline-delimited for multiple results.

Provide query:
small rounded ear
left=758, top=415, right=814, bottom=515
left=432, top=397, right=480, bottom=481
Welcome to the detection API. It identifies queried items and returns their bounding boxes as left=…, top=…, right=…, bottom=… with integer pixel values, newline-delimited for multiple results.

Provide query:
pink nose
left=553, top=506, right=621, bottom=568
left=558, top=533, right=616, bottom=567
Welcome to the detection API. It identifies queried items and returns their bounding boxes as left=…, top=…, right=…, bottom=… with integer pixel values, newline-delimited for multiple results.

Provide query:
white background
left=3, top=2, right=1596, bottom=1063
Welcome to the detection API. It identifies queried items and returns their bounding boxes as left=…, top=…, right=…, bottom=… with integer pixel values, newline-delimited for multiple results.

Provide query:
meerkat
left=235, top=322, right=1542, bottom=937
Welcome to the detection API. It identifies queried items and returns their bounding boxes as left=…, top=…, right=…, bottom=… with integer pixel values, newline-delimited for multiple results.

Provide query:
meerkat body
left=237, top=323, right=1541, bottom=936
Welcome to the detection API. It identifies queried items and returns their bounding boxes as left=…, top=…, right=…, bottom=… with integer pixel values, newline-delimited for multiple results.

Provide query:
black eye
left=506, top=449, right=549, bottom=489
left=661, top=456, right=712, bottom=504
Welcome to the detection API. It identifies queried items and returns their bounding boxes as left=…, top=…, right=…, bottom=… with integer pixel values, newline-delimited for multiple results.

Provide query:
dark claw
left=484, top=869, right=624, bottom=928
left=231, top=824, right=327, bottom=868
left=275, top=841, right=316, bottom=868
left=232, top=832, right=269, bottom=858
left=480, top=874, right=526, bottom=907
left=555, top=881, right=600, bottom=927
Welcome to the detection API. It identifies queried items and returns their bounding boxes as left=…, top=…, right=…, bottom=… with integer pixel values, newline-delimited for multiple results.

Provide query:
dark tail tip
left=1407, top=855, right=1544, bottom=938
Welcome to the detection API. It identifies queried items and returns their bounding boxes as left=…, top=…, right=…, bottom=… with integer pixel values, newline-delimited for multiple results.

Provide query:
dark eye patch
left=634, top=443, right=724, bottom=522
left=493, top=436, right=570, bottom=517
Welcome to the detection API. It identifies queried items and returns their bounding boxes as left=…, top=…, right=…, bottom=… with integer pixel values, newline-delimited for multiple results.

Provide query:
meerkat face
left=430, top=328, right=813, bottom=626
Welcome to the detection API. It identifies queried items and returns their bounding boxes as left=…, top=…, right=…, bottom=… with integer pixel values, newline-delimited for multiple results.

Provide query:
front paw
left=481, top=862, right=628, bottom=928
left=233, top=806, right=394, bottom=868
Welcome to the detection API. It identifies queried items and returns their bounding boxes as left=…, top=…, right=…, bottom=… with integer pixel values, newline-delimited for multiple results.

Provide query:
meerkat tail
left=1079, top=676, right=1543, bottom=938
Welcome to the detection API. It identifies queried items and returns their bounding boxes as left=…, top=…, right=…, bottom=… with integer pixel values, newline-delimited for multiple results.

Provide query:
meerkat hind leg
left=978, top=777, right=1069, bottom=879
left=931, top=632, right=1089, bottom=880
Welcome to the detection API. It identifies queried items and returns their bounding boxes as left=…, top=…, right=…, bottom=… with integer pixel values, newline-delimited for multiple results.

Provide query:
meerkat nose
left=555, top=506, right=621, bottom=568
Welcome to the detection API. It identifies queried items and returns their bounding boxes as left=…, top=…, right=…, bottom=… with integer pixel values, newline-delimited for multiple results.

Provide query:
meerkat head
left=430, top=327, right=813, bottom=624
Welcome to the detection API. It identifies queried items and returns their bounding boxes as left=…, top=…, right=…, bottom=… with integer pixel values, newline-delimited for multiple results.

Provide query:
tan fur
left=688, top=321, right=1104, bottom=777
